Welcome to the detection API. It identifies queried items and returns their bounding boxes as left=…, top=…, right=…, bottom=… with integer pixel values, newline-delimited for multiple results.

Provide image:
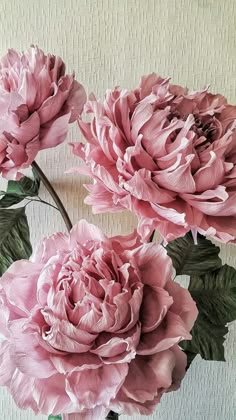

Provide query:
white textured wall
left=0, top=0, right=235, bottom=419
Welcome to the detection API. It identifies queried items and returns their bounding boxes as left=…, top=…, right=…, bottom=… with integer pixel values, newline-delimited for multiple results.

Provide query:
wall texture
left=0, top=0, right=235, bottom=419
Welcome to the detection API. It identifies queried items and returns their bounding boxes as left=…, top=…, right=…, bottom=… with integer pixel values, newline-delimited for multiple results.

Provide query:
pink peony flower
left=0, top=220, right=197, bottom=419
left=0, top=46, right=86, bottom=179
left=73, top=74, right=236, bottom=243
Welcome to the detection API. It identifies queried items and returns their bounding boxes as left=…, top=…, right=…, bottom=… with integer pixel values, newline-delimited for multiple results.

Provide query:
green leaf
left=48, top=416, right=62, bottom=420
left=0, top=207, right=32, bottom=275
left=180, top=264, right=236, bottom=367
left=182, top=350, right=197, bottom=370
left=189, top=265, right=236, bottom=324
left=166, top=232, right=222, bottom=276
left=180, top=313, right=228, bottom=362
left=0, top=172, right=40, bottom=208
left=0, top=193, right=24, bottom=208
left=7, top=173, right=40, bottom=196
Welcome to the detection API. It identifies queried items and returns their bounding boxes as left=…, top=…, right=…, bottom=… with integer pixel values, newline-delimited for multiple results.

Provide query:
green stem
left=26, top=197, right=59, bottom=211
left=31, top=161, right=72, bottom=232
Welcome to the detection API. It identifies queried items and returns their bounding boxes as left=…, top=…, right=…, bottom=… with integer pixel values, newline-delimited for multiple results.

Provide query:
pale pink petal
left=38, top=76, right=73, bottom=124
left=62, top=406, right=109, bottom=420
left=10, top=371, right=39, bottom=413
left=34, top=374, right=73, bottom=414
left=137, top=73, right=162, bottom=99
left=31, top=232, right=69, bottom=263
left=10, top=112, right=40, bottom=143
left=18, top=69, right=37, bottom=109
left=137, top=311, right=191, bottom=355
left=41, top=318, right=96, bottom=352
left=110, top=229, right=142, bottom=253
left=140, top=286, right=173, bottom=333
left=91, top=324, right=141, bottom=359
left=0, top=341, right=15, bottom=386
left=70, top=219, right=107, bottom=246
left=0, top=46, right=85, bottom=179
left=165, top=280, right=198, bottom=330
left=50, top=353, right=103, bottom=374
left=194, top=151, right=225, bottom=192
left=1, top=260, right=40, bottom=313
left=131, top=102, right=153, bottom=140
left=129, top=243, right=174, bottom=288
left=63, top=80, right=87, bottom=122
left=167, top=345, right=187, bottom=391
left=40, top=112, right=71, bottom=149
left=155, top=154, right=196, bottom=193
left=66, top=364, right=128, bottom=408
left=110, top=350, right=176, bottom=415
left=124, top=168, right=176, bottom=204
left=182, top=188, right=236, bottom=216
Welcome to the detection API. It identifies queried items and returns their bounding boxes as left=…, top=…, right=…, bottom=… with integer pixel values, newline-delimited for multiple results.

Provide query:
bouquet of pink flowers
left=0, top=46, right=235, bottom=420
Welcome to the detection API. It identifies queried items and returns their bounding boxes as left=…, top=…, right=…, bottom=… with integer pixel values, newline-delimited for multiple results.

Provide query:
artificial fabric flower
left=0, top=220, right=197, bottom=419
left=73, top=73, right=236, bottom=243
left=0, top=46, right=86, bottom=179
